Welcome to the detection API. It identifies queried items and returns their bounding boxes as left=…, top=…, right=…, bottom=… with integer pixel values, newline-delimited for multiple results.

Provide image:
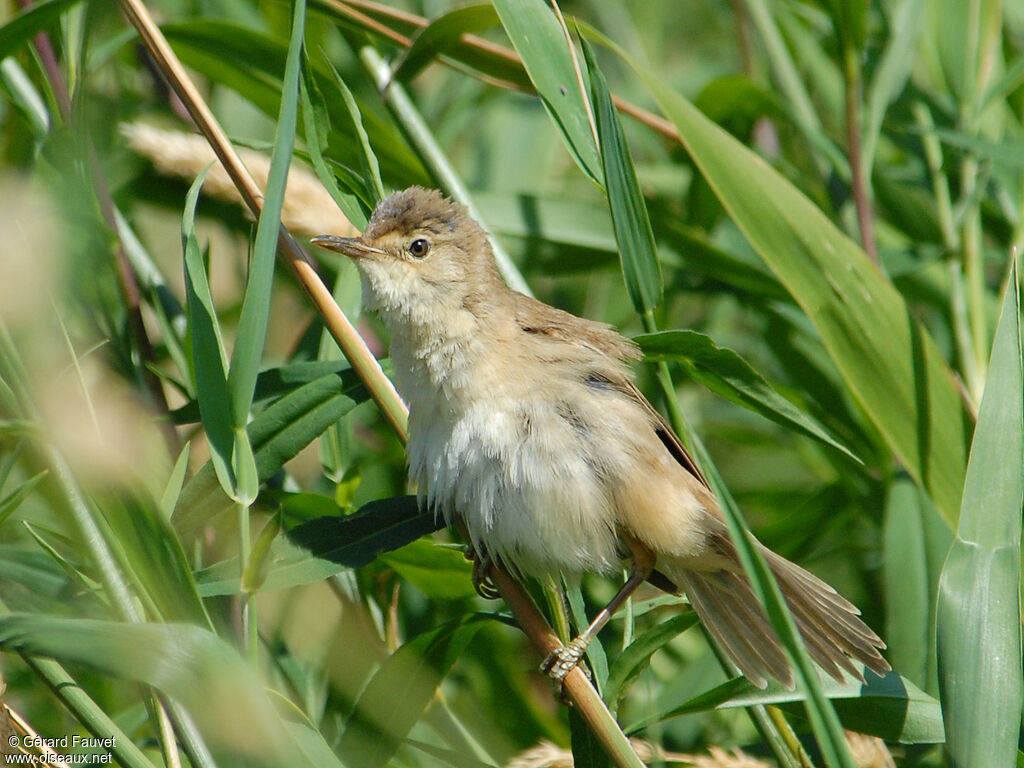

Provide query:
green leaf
left=171, top=359, right=360, bottom=423
left=158, top=444, right=190, bottom=520
left=937, top=258, right=1023, bottom=768
left=338, top=615, right=486, bottom=768
left=1, top=59, right=50, bottom=138
left=99, top=495, right=212, bottom=628
left=195, top=535, right=348, bottom=596
left=861, top=0, right=925, bottom=171
left=321, top=54, right=385, bottom=203
left=182, top=166, right=237, bottom=499
left=921, top=126, right=1024, bottom=168
left=241, top=512, right=281, bottom=594
left=286, top=495, right=442, bottom=568
left=633, top=671, right=944, bottom=745
left=582, top=36, right=662, bottom=314
left=393, top=4, right=500, bottom=83
left=173, top=371, right=366, bottom=532
left=299, top=55, right=370, bottom=230
left=224, top=0, right=307, bottom=505
left=0, top=615, right=329, bottom=767
left=491, top=0, right=601, bottom=183
left=623, top=45, right=969, bottom=524
left=0, top=547, right=69, bottom=612
left=378, top=539, right=476, bottom=600
left=0, top=0, right=83, bottom=61
left=635, top=330, right=859, bottom=462
left=0, top=470, right=47, bottom=526
left=604, top=612, right=699, bottom=707
left=883, top=478, right=950, bottom=695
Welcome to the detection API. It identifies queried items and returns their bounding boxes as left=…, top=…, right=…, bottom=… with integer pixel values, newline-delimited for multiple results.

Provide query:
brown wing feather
left=619, top=378, right=711, bottom=490
left=511, top=292, right=642, bottom=363
left=511, top=292, right=709, bottom=489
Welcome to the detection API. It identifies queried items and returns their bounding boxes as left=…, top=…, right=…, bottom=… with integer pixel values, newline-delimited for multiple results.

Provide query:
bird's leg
left=541, top=541, right=656, bottom=681
left=465, top=545, right=501, bottom=599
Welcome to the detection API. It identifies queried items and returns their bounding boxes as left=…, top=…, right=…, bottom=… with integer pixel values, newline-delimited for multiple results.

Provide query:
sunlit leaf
left=582, top=35, right=662, bottom=314
left=338, top=615, right=486, bottom=767
left=937, top=258, right=1022, bottom=768
left=492, top=0, right=601, bottom=182
left=635, top=330, right=859, bottom=462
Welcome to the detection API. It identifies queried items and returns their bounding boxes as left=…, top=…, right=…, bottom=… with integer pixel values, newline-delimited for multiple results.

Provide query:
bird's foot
left=465, top=546, right=500, bottom=599
left=541, top=637, right=591, bottom=681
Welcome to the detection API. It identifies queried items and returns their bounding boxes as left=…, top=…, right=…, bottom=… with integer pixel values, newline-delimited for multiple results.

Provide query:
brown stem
left=490, top=567, right=646, bottom=768
left=321, top=0, right=680, bottom=142
left=844, top=48, right=878, bottom=265
left=117, top=0, right=409, bottom=444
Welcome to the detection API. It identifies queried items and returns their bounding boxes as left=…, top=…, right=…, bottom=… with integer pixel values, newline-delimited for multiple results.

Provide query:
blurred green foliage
left=0, top=0, right=1021, bottom=766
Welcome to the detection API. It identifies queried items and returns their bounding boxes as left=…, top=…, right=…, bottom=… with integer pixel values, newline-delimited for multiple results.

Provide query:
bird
left=312, top=186, right=890, bottom=689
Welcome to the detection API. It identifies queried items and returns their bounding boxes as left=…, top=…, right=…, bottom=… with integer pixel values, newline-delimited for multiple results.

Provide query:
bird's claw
left=541, top=638, right=590, bottom=681
left=465, top=546, right=500, bottom=599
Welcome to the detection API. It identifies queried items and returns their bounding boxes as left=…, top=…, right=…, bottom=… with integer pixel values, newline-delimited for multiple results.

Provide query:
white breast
left=393, top=332, right=623, bottom=578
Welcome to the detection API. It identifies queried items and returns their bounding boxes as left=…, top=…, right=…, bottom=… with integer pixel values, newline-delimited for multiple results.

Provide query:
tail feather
left=762, top=547, right=889, bottom=677
left=678, top=569, right=791, bottom=688
left=665, top=545, right=891, bottom=690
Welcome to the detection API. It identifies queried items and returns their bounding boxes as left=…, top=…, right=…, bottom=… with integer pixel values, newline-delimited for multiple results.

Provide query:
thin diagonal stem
left=117, top=0, right=408, bottom=443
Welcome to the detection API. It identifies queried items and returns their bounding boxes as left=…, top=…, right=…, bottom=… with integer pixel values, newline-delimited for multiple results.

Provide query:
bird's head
left=312, top=187, right=504, bottom=324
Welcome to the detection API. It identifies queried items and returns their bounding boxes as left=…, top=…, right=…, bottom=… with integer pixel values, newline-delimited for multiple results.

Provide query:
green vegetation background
left=0, top=0, right=1021, bottom=767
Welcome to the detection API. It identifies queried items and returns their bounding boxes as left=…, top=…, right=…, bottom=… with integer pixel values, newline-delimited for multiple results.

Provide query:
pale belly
left=405, top=398, right=624, bottom=578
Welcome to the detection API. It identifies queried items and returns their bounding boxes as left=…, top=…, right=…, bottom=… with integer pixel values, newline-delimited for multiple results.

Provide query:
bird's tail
left=664, top=545, right=890, bottom=689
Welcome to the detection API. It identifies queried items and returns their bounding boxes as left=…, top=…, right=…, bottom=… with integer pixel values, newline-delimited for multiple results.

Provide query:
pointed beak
left=310, top=235, right=385, bottom=260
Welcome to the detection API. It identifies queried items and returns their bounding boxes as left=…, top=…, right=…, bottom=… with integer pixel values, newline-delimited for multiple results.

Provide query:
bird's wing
left=619, top=378, right=711, bottom=491
left=511, top=292, right=710, bottom=491
left=511, top=292, right=642, bottom=362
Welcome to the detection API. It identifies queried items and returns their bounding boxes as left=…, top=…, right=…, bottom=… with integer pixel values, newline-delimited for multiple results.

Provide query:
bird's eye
left=408, top=238, right=430, bottom=258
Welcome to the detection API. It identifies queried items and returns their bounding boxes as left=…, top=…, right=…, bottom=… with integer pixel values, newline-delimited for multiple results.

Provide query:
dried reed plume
left=121, top=122, right=357, bottom=238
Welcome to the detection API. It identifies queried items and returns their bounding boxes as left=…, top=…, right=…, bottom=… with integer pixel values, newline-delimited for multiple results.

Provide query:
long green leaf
left=299, top=55, right=371, bottom=229
left=194, top=537, right=346, bottom=597
left=582, top=36, right=662, bottom=314
left=182, top=166, right=237, bottom=498
left=491, top=0, right=601, bottom=183
left=171, top=359, right=362, bottom=423
left=0, top=0, right=83, bottom=61
left=173, top=371, right=366, bottom=532
left=321, top=54, right=385, bottom=203
left=603, top=613, right=699, bottom=707
left=0, top=615, right=334, bottom=768
left=635, top=330, right=859, bottom=462
left=392, top=4, right=500, bottom=83
left=378, top=540, right=476, bottom=600
left=196, top=497, right=444, bottom=596
left=631, top=670, right=944, bottom=745
left=338, top=615, right=486, bottom=767
left=224, top=0, right=307, bottom=505
left=0, top=470, right=47, bottom=526
left=99, top=495, right=211, bottom=628
left=287, top=495, right=441, bottom=568
left=882, top=480, right=930, bottom=689
left=617, top=45, right=970, bottom=524
left=937, top=258, right=1023, bottom=768
left=861, top=0, right=925, bottom=172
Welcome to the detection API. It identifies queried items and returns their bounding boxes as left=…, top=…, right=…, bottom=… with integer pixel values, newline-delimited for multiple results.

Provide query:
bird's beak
left=310, top=235, right=385, bottom=260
